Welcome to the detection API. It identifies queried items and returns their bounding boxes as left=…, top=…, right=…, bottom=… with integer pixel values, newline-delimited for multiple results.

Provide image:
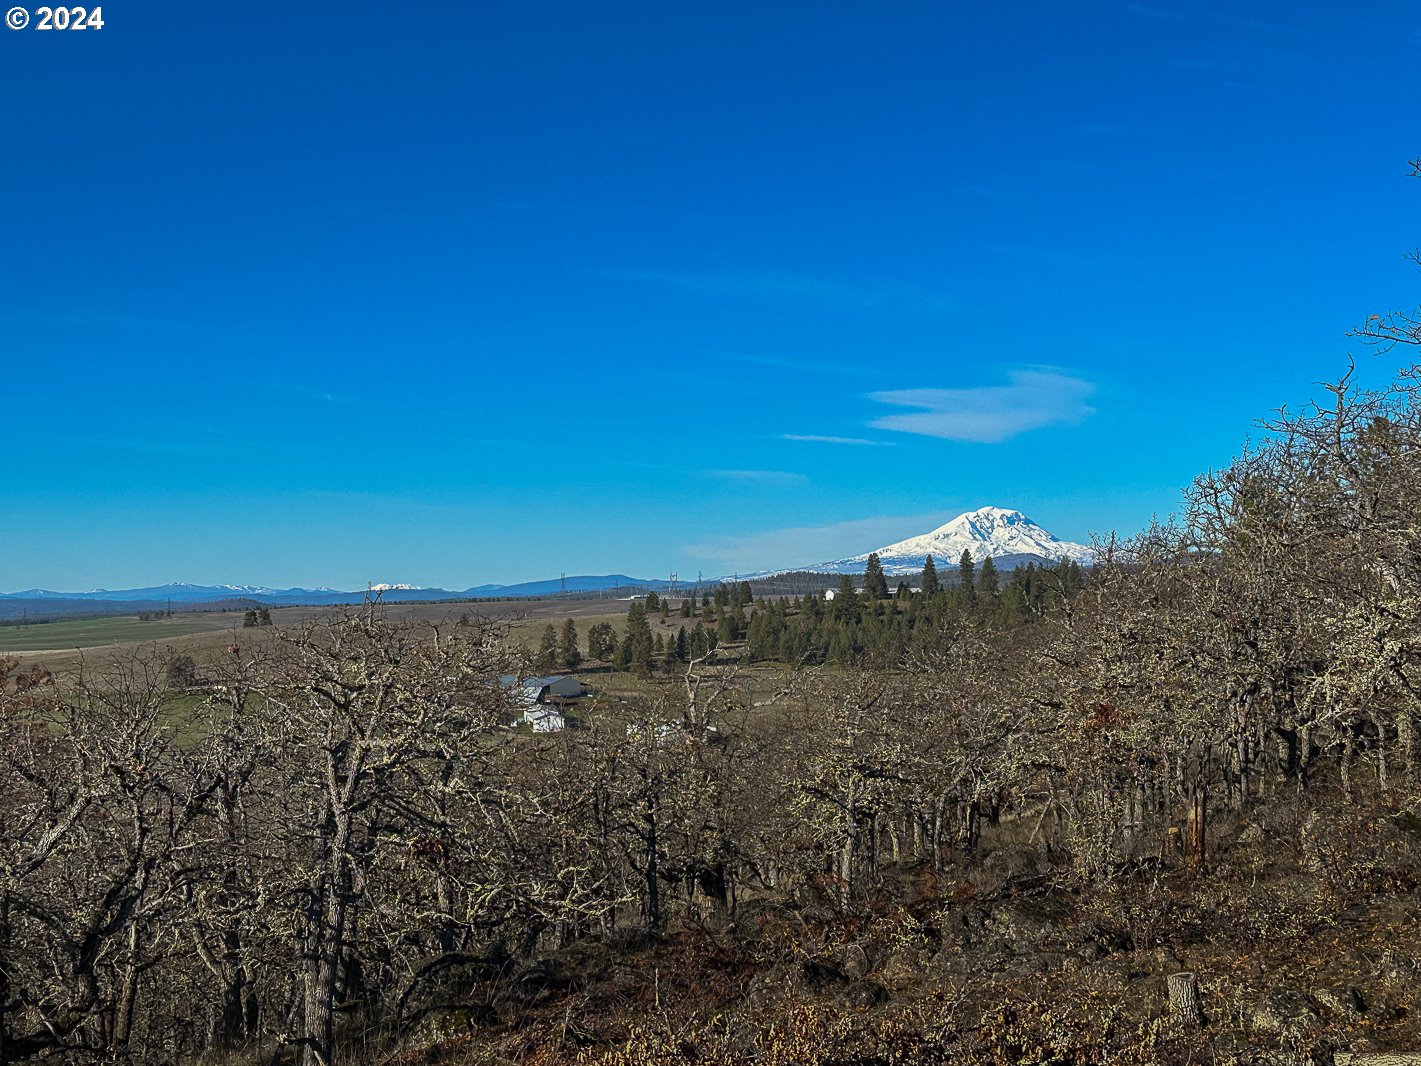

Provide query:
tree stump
left=1167, top=971, right=1202, bottom=1026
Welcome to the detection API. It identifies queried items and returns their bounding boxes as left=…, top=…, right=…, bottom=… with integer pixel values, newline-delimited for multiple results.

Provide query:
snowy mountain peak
left=930, top=506, right=1031, bottom=537
left=765, top=506, right=1095, bottom=578
left=369, top=583, right=419, bottom=592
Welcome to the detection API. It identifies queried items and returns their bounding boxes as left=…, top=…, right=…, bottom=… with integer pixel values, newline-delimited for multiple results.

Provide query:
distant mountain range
left=1, top=576, right=676, bottom=604
left=1, top=507, right=1094, bottom=618
left=751, top=506, right=1095, bottom=578
left=0, top=575, right=682, bottom=618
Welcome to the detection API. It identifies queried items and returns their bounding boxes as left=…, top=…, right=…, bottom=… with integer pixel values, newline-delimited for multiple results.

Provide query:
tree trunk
left=1400, top=708, right=1415, bottom=783
left=1375, top=713, right=1389, bottom=791
left=1341, top=731, right=1355, bottom=803
left=1167, top=971, right=1202, bottom=1026
left=0, top=894, right=10, bottom=1065
left=1185, top=780, right=1207, bottom=867
left=642, top=793, right=661, bottom=930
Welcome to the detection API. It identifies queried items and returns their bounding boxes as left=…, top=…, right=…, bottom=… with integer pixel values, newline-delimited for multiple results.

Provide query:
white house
left=524, top=706, right=567, bottom=733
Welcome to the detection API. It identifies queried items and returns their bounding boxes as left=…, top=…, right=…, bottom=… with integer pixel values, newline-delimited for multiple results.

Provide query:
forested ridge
left=8, top=301, right=1421, bottom=1062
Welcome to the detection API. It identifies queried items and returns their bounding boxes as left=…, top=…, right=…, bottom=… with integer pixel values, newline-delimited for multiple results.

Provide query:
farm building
left=500, top=674, right=585, bottom=731
left=500, top=674, right=585, bottom=707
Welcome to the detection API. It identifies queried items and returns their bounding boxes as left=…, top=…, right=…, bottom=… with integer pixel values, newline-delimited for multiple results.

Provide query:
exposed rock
left=833, top=941, right=890, bottom=980
left=878, top=946, right=937, bottom=988
left=837, top=980, right=889, bottom=1009
left=515, top=957, right=576, bottom=994
left=799, top=958, right=849, bottom=990
left=1250, top=987, right=1317, bottom=1034
left=408, top=1004, right=497, bottom=1044
left=1313, top=984, right=1367, bottom=1017
left=1379, top=949, right=1421, bottom=978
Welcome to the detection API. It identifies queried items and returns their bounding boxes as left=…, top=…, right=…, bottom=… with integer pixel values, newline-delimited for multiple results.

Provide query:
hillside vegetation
left=7, top=348, right=1421, bottom=1065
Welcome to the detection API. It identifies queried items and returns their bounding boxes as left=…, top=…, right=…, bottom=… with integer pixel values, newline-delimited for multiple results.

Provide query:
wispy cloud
left=684, top=513, right=945, bottom=573
left=869, top=369, right=1095, bottom=443
left=781, top=434, right=892, bottom=447
left=704, top=469, right=808, bottom=485
left=606, top=269, right=954, bottom=314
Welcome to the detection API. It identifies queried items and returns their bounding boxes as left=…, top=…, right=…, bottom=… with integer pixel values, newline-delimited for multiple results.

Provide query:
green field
left=0, top=616, right=218, bottom=652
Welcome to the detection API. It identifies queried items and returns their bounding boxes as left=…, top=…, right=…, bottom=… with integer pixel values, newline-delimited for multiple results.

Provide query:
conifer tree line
left=542, top=560, right=1082, bottom=675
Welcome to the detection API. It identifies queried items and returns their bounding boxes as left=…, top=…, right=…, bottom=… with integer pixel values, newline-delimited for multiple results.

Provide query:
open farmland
left=0, top=614, right=232, bottom=653
left=1, top=597, right=646, bottom=676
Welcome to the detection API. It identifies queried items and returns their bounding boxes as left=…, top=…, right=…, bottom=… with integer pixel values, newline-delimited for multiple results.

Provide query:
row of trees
left=742, top=559, right=1088, bottom=666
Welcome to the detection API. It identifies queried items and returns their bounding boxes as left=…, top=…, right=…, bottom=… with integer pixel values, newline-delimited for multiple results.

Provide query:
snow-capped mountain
left=778, top=506, right=1094, bottom=577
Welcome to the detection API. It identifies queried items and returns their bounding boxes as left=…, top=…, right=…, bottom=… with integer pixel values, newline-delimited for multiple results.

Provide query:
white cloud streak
left=780, top=434, right=892, bottom=446
left=704, top=469, right=808, bottom=485
left=869, top=369, right=1095, bottom=443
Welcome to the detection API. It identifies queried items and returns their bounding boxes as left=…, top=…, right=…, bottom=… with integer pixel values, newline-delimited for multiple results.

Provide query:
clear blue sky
left=4, top=2, right=1419, bottom=590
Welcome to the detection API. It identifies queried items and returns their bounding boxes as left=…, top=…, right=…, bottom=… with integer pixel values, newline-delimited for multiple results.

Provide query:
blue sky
left=4, top=2, right=1419, bottom=590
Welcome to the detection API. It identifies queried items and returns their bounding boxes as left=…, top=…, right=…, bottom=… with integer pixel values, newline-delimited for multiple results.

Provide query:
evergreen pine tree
left=959, top=550, right=978, bottom=608
left=717, top=607, right=738, bottom=645
left=977, top=555, right=999, bottom=597
left=689, top=622, right=710, bottom=659
left=863, top=552, right=889, bottom=600
left=558, top=617, right=582, bottom=669
left=535, top=623, right=559, bottom=672
left=622, top=602, right=655, bottom=675
left=921, top=554, right=940, bottom=595
left=586, top=621, right=610, bottom=660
